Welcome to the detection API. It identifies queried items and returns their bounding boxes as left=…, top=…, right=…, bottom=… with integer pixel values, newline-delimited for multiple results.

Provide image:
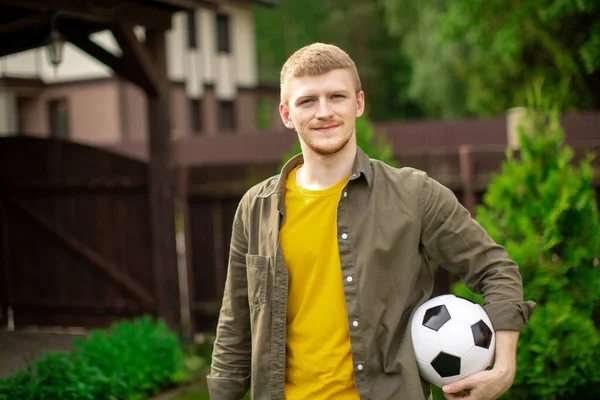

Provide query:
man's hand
left=441, top=365, right=515, bottom=399
left=441, top=330, right=520, bottom=400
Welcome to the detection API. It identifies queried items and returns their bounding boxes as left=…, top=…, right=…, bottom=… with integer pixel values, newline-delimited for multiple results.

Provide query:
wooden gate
left=0, top=137, right=157, bottom=328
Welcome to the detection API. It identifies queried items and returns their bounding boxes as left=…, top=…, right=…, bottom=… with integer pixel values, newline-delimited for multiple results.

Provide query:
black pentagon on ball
left=471, top=320, right=493, bottom=349
left=422, top=305, right=451, bottom=331
left=431, top=352, right=462, bottom=378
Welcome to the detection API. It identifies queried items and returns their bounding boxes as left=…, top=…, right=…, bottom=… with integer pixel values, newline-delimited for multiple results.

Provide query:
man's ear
left=279, top=103, right=295, bottom=129
left=356, top=90, right=365, bottom=118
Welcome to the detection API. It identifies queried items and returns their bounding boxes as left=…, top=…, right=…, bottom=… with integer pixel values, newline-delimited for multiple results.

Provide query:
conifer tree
left=454, top=90, right=600, bottom=399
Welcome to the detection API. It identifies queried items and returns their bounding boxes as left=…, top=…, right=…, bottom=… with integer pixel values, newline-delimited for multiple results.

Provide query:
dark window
left=48, top=98, right=69, bottom=139
left=219, top=100, right=235, bottom=133
left=216, top=14, right=230, bottom=53
left=190, top=98, right=202, bottom=133
left=186, top=10, right=197, bottom=49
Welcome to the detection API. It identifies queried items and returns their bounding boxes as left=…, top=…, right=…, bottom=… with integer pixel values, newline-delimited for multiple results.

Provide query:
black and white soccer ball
left=410, top=294, right=495, bottom=387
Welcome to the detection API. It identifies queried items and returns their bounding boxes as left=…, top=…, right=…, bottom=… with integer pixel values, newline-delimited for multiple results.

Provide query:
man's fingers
left=443, top=377, right=475, bottom=394
left=443, top=390, right=470, bottom=400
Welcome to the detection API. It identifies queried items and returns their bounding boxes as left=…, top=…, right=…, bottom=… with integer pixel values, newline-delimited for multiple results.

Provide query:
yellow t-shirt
left=280, top=166, right=359, bottom=399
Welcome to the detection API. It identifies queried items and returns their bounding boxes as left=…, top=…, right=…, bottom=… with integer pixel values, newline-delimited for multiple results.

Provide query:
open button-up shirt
left=207, top=148, right=536, bottom=400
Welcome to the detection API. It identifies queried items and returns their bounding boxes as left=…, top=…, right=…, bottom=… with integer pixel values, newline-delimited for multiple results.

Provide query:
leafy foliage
left=453, top=91, right=600, bottom=398
left=381, top=0, right=600, bottom=117
left=253, top=0, right=423, bottom=121
left=75, top=316, right=186, bottom=399
left=0, top=316, right=186, bottom=400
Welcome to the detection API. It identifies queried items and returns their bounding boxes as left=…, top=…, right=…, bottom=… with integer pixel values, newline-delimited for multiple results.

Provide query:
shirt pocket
left=246, top=254, right=269, bottom=308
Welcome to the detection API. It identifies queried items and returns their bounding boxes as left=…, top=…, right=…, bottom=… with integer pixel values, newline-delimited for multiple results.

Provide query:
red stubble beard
left=302, top=121, right=353, bottom=156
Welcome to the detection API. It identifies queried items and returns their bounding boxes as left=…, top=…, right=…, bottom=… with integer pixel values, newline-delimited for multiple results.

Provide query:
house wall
left=0, top=2, right=264, bottom=144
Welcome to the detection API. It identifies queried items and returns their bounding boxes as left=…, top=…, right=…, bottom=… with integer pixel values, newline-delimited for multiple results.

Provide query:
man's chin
left=309, top=141, right=350, bottom=156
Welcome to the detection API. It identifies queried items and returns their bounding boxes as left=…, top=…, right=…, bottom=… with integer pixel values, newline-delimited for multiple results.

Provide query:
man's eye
left=300, top=99, right=314, bottom=105
left=332, top=94, right=345, bottom=98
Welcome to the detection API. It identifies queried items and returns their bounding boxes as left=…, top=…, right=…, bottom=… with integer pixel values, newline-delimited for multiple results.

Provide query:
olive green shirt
left=207, top=148, right=536, bottom=400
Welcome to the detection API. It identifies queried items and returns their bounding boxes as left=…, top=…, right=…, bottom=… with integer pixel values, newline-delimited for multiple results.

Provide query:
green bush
left=453, top=95, right=600, bottom=399
left=0, top=316, right=186, bottom=400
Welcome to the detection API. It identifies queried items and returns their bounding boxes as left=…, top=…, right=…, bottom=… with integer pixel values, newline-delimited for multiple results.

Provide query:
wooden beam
left=10, top=299, right=143, bottom=313
left=145, top=28, right=181, bottom=330
left=459, top=145, right=476, bottom=214
left=111, top=23, right=161, bottom=96
left=0, top=203, right=12, bottom=322
left=177, top=167, right=195, bottom=335
left=212, top=201, right=226, bottom=294
left=153, top=0, right=221, bottom=10
left=69, top=33, right=157, bottom=94
left=0, top=13, right=48, bottom=35
left=2, top=0, right=173, bottom=30
left=7, top=198, right=155, bottom=312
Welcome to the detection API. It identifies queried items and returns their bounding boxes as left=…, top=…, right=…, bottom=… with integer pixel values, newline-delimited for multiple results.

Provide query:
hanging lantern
left=46, top=15, right=65, bottom=76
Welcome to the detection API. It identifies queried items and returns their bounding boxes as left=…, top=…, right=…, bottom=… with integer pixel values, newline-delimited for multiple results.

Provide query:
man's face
left=280, top=68, right=365, bottom=157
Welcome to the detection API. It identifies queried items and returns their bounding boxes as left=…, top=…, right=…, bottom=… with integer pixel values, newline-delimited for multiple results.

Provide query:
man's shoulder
left=369, top=158, right=427, bottom=189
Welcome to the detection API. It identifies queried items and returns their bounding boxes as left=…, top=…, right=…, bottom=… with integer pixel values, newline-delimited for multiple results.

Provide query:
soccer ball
left=410, top=294, right=495, bottom=387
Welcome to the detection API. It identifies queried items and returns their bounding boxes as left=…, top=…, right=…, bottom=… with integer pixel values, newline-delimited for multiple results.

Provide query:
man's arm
left=419, top=173, right=536, bottom=331
left=207, top=198, right=252, bottom=400
left=441, top=330, right=519, bottom=399
left=419, top=173, right=535, bottom=399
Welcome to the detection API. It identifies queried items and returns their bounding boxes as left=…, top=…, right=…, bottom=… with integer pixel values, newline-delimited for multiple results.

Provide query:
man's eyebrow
left=295, top=89, right=351, bottom=102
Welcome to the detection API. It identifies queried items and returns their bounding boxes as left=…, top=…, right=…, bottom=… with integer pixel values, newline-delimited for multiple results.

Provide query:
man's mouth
left=313, top=124, right=339, bottom=132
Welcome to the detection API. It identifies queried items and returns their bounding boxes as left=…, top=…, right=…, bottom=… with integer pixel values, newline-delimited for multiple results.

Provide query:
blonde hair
left=280, top=43, right=362, bottom=104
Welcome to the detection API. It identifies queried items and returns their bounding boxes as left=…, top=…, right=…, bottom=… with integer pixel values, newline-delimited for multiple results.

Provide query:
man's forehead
left=288, top=69, right=355, bottom=97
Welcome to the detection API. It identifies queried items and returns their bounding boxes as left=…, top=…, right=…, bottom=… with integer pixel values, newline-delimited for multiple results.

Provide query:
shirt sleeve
left=419, top=172, right=536, bottom=331
left=207, top=194, right=252, bottom=399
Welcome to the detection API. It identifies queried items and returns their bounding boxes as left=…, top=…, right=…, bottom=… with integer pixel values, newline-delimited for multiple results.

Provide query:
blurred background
left=0, top=0, right=598, bottom=399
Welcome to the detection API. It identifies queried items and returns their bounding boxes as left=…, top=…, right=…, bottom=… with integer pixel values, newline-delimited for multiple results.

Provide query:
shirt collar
left=266, top=147, right=373, bottom=214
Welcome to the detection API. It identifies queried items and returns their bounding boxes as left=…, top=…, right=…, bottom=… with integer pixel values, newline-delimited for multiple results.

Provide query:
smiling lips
left=313, top=124, right=340, bottom=132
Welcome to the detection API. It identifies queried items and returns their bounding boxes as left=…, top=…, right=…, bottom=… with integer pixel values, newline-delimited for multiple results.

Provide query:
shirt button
left=352, top=320, right=359, bottom=327
left=341, top=233, right=348, bottom=240
left=346, top=276, right=353, bottom=282
left=357, top=364, right=363, bottom=371
left=343, top=191, right=348, bottom=198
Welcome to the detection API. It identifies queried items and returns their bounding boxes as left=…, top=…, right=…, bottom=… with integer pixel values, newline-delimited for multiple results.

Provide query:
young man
left=207, top=43, right=536, bottom=400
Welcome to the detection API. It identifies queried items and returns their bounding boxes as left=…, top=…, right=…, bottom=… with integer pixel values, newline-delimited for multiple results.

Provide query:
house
left=0, top=0, right=281, bottom=144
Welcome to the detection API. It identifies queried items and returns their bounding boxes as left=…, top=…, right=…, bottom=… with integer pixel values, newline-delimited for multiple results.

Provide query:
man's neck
left=297, top=142, right=356, bottom=191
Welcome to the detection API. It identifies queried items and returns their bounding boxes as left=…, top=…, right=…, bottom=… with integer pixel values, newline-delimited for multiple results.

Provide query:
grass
left=172, top=387, right=211, bottom=400
left=171, top=385, right=251, bottom=400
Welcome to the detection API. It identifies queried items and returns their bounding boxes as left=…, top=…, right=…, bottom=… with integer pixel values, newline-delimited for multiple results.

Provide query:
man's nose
left=315, top=99, right=334, bottom=119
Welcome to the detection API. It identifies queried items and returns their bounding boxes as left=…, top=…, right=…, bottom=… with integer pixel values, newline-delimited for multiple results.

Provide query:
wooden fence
left=0, top=137, right=160, bottom=328
left=2, top=111, right=598, bottom=333
left=179, top=142, right=600, bottom=332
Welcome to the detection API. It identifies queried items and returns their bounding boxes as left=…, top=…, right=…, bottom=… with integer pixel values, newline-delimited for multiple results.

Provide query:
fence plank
left=7, top=198, right=155, bottom=312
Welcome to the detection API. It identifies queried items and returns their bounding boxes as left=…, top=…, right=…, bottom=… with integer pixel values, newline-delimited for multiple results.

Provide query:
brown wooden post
left=212, top=201, right=226, bottom=293
left=0, top=202, right=10, bottom=326
left=145, top=28, right=180, bottom=330
left=177, top=166, right=194, bottom=336
left=459, top=145, right=476, bottom=214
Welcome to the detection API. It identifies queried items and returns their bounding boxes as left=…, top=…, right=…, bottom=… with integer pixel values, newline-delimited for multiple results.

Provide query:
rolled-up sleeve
left=207, top=194, right=252, bottom=399
left=419, top=173, right=536, bottom=331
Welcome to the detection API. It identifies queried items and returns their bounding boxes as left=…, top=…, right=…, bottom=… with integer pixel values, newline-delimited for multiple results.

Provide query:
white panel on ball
left=416, top=359, right=443, bottom=388
left=449, top=297, right=485, bottom=325
left=411, top=322, right=442, bottom=362
left=437, top=319, right=475, bottom=357
left=425, top=294, right=455, bottom=309
left=460, top=345, right=493, bottom=377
